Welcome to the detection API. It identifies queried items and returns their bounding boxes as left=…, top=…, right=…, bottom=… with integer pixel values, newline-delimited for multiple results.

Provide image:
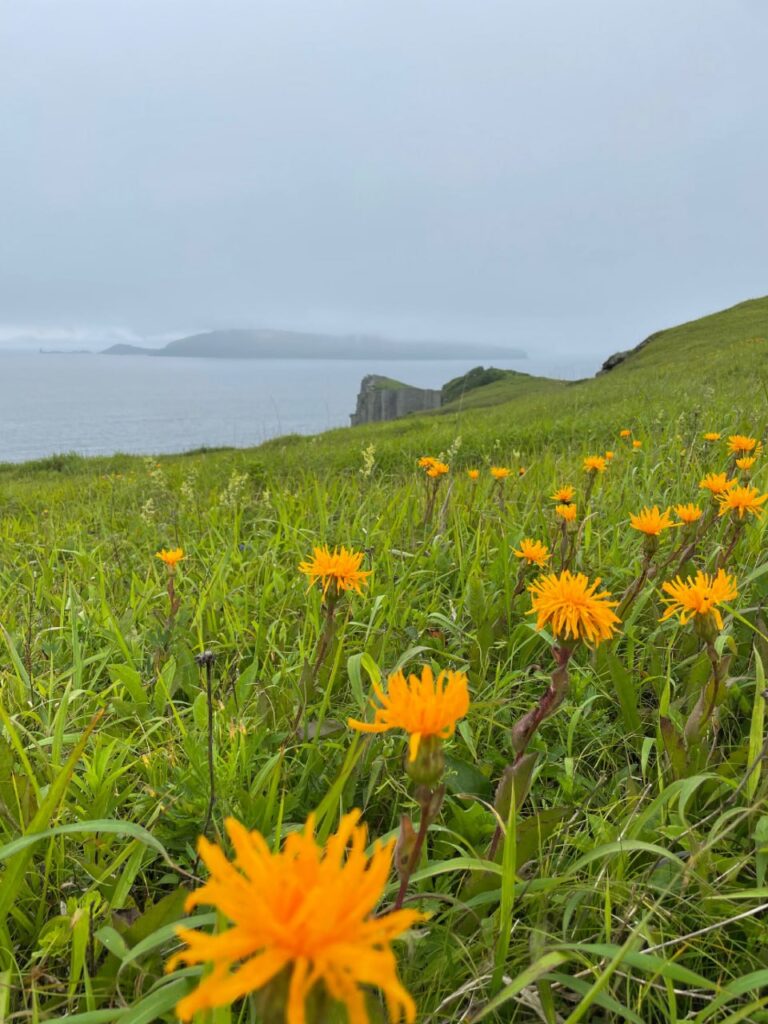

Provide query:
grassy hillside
left=2, top=297, right=768, bottom=1023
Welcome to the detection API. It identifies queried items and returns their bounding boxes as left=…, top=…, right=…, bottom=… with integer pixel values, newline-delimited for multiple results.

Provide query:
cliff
left=350, top=375, right=442, bottom=426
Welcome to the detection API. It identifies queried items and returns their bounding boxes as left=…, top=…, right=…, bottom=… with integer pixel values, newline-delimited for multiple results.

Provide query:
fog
left=1, top=0, right=766, bottom=358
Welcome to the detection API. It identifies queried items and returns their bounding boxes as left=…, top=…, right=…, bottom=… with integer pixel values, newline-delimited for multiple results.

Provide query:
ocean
left=0, top=351, right=597, bottom=463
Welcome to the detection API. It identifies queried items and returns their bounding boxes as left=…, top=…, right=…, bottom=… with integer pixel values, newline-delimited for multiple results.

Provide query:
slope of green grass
left=1, top=298, right=768, bottom=1023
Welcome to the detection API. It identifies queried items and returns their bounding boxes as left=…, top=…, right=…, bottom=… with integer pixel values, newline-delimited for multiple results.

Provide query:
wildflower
left=728, top=434, right=761, bottom=455
left=551, top=485, right=575, bottom=504
left=467, top=469, right=480, bottom=480
left=703, top=432, right=721, bottom=442
left=528, top=570, right=620, bottom=646
left=675, top=503, right=703, bottom=524
left=556, top=503, right=577, bottom=522
left=425, top=461, right=449, bottom=478
left=736, top=456, right=757, bottom=471
left=156, top=547, right=184, bottom=570
left=605, top=451, right=615, bottom=460
left=717, top=484, right=768, bottom=520
left=629, top=506, right=675, bottom=536
left=348, top=665, right=469, bottom=764
left=518, top=466, right=526, bottom=476
left=583, top=455, right=607, bottom=473
left=620, top=429, right=632, bottom=438
left=513, top=538, right=550, bottom=567
left=661, top=569, right=738, bottom=632
left=418, top=456, right=437, bottom=468
left=699, top=473, right=737, bottom=496
left=632, top=440, right=642, bottom=449
left=299, top=546, right=371, bottom=597
left=167, top=811, right=422, bottom=1023
left=490, top=466, right=511, bottom=480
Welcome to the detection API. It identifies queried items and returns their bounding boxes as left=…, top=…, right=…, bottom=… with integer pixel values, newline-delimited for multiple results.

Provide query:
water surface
left=0, top=351, right=596, bottom=463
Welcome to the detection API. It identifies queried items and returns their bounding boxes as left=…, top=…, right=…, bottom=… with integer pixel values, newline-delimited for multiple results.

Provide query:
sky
left=1, top=0, right=767, bottom=363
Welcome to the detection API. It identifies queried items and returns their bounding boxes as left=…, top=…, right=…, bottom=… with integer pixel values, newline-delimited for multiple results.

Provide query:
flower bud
left=394, top=816, right=417, bottom=881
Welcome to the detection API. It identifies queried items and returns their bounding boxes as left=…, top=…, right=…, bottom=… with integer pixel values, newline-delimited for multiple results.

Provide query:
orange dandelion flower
left=555, top=503, right=578, bottom=522
left=348, top=664, right=469, bottom=763
left=736, top=456, right=757, bottom=471
left=605, top=450, right=615, bottom=460
left=728, top=434, right=761, bottom=455
left=518, top=466, right=526, bottom=476
left=490, top=466, right=511, bottom=480
left=513, top=538, right=550, bottom=567
left=632, top=440, right=642, bottom=450
left=583, top=455, right=607, bottom=473
left=675, top=503, right=703, bottom=524
left=156, top=547, right=184, bottom=569
left=425, top=460, right=449, bottom=478
left=660, top=569, right=738, bottom=631
left=167, top=811, right=422, bottom=1023
left=299, top=546, right=371, bottom=597
left=551, top=485, right=575, bottom=504
left=467, top=469, right=480, bottom=480
left=528, top=570, right=620, bottom=646
left=703, top=432, right=721, bottom=442
left=418, top=456, right=437, bottom=468
left=629, top=506, right=675, bottom=536
left=699, top=473, right=737, bottom=496
left=620, top=429, right=632, bottom=438
left=717, top=485, right=768, bottom=520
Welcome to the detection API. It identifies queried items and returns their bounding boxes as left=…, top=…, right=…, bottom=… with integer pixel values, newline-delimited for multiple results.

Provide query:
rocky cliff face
left=350, top=375, right=442, bottom=426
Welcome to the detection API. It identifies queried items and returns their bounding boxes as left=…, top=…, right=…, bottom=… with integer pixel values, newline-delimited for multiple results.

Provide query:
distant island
left=102, top=328, right=525, bottom=361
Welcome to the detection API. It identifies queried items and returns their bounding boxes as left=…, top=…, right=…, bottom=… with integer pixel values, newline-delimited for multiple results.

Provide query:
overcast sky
left=1, top=0, right=766, bottom=359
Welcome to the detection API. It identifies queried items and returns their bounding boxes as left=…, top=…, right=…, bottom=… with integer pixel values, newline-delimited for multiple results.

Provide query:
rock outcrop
left=350, top=375, right=442, bottom=426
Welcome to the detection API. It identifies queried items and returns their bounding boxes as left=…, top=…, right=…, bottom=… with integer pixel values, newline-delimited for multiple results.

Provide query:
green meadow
left=2, top=295, right=768, bottom=1022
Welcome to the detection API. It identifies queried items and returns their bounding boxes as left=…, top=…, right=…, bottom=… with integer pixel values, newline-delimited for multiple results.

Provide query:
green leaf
left=0, top=710, right=103, bottom=938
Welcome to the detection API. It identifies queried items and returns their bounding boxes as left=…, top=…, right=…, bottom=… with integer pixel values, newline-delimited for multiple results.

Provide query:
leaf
left=470, top=952, right=569, bottom=1021
left=746, top=648, right=766, bottom=801
left=0, top=710, right=103, bottom=936
left=444, top=754, right=492, bottom=798
left=659, top=716, right=687, bottom=779
left=108, top=663, right=148, bottom=706
left=599, top=649, right=641, bottom=734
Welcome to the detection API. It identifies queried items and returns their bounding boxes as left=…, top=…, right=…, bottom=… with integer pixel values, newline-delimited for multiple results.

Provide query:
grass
left=1, top=296, right=768, bottom=1022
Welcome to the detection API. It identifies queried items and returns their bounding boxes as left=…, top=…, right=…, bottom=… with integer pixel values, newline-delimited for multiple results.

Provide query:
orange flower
left=156, top=547, right=184, bottom=570
left=728, top=434, right=761, bottom=455
left=717, top=485, right=768, bottom=520
left=583, top=455, right=607, bottom=473
left=518, top=466, right=526, bottom=477
left=620, top=429, right=632, bottom=438
left=167, top=811, right=422, bottom=1023
left=348, top=665, right=469, bottom=762
left=551, top=485, right=575, bottom=504
left=418, top=456, right=437, bottom=468
left=675, top=503, right=703, bottom=525
left=604, top=451, right=615, bottom=460
left=425, top=461, right=449, bottom=478
left=632, top=439, right=642, bottom=450
left=528, top=570, right=620, bottom=646
left=513, top=538, right=550, bottom=567
left=703, top=432, right=721, bottom=442
left=736, top=456, right=757, bottom=471
left=629, top=506, right=675, bottom=536
left=555, top=503, right=577, bottom=522
left=467, top=469, right=480, bottom=480
left=490, top=466, right=511, bottom=480
left=699, top=473, right=737, bottom=496
left=299, top=546, right=371, bottom=596
left=660, top=569, right=738, bottom=631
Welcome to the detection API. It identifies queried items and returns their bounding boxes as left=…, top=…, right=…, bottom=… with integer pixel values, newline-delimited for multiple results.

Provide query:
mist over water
left=0, top=351, right=597, bottom=463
